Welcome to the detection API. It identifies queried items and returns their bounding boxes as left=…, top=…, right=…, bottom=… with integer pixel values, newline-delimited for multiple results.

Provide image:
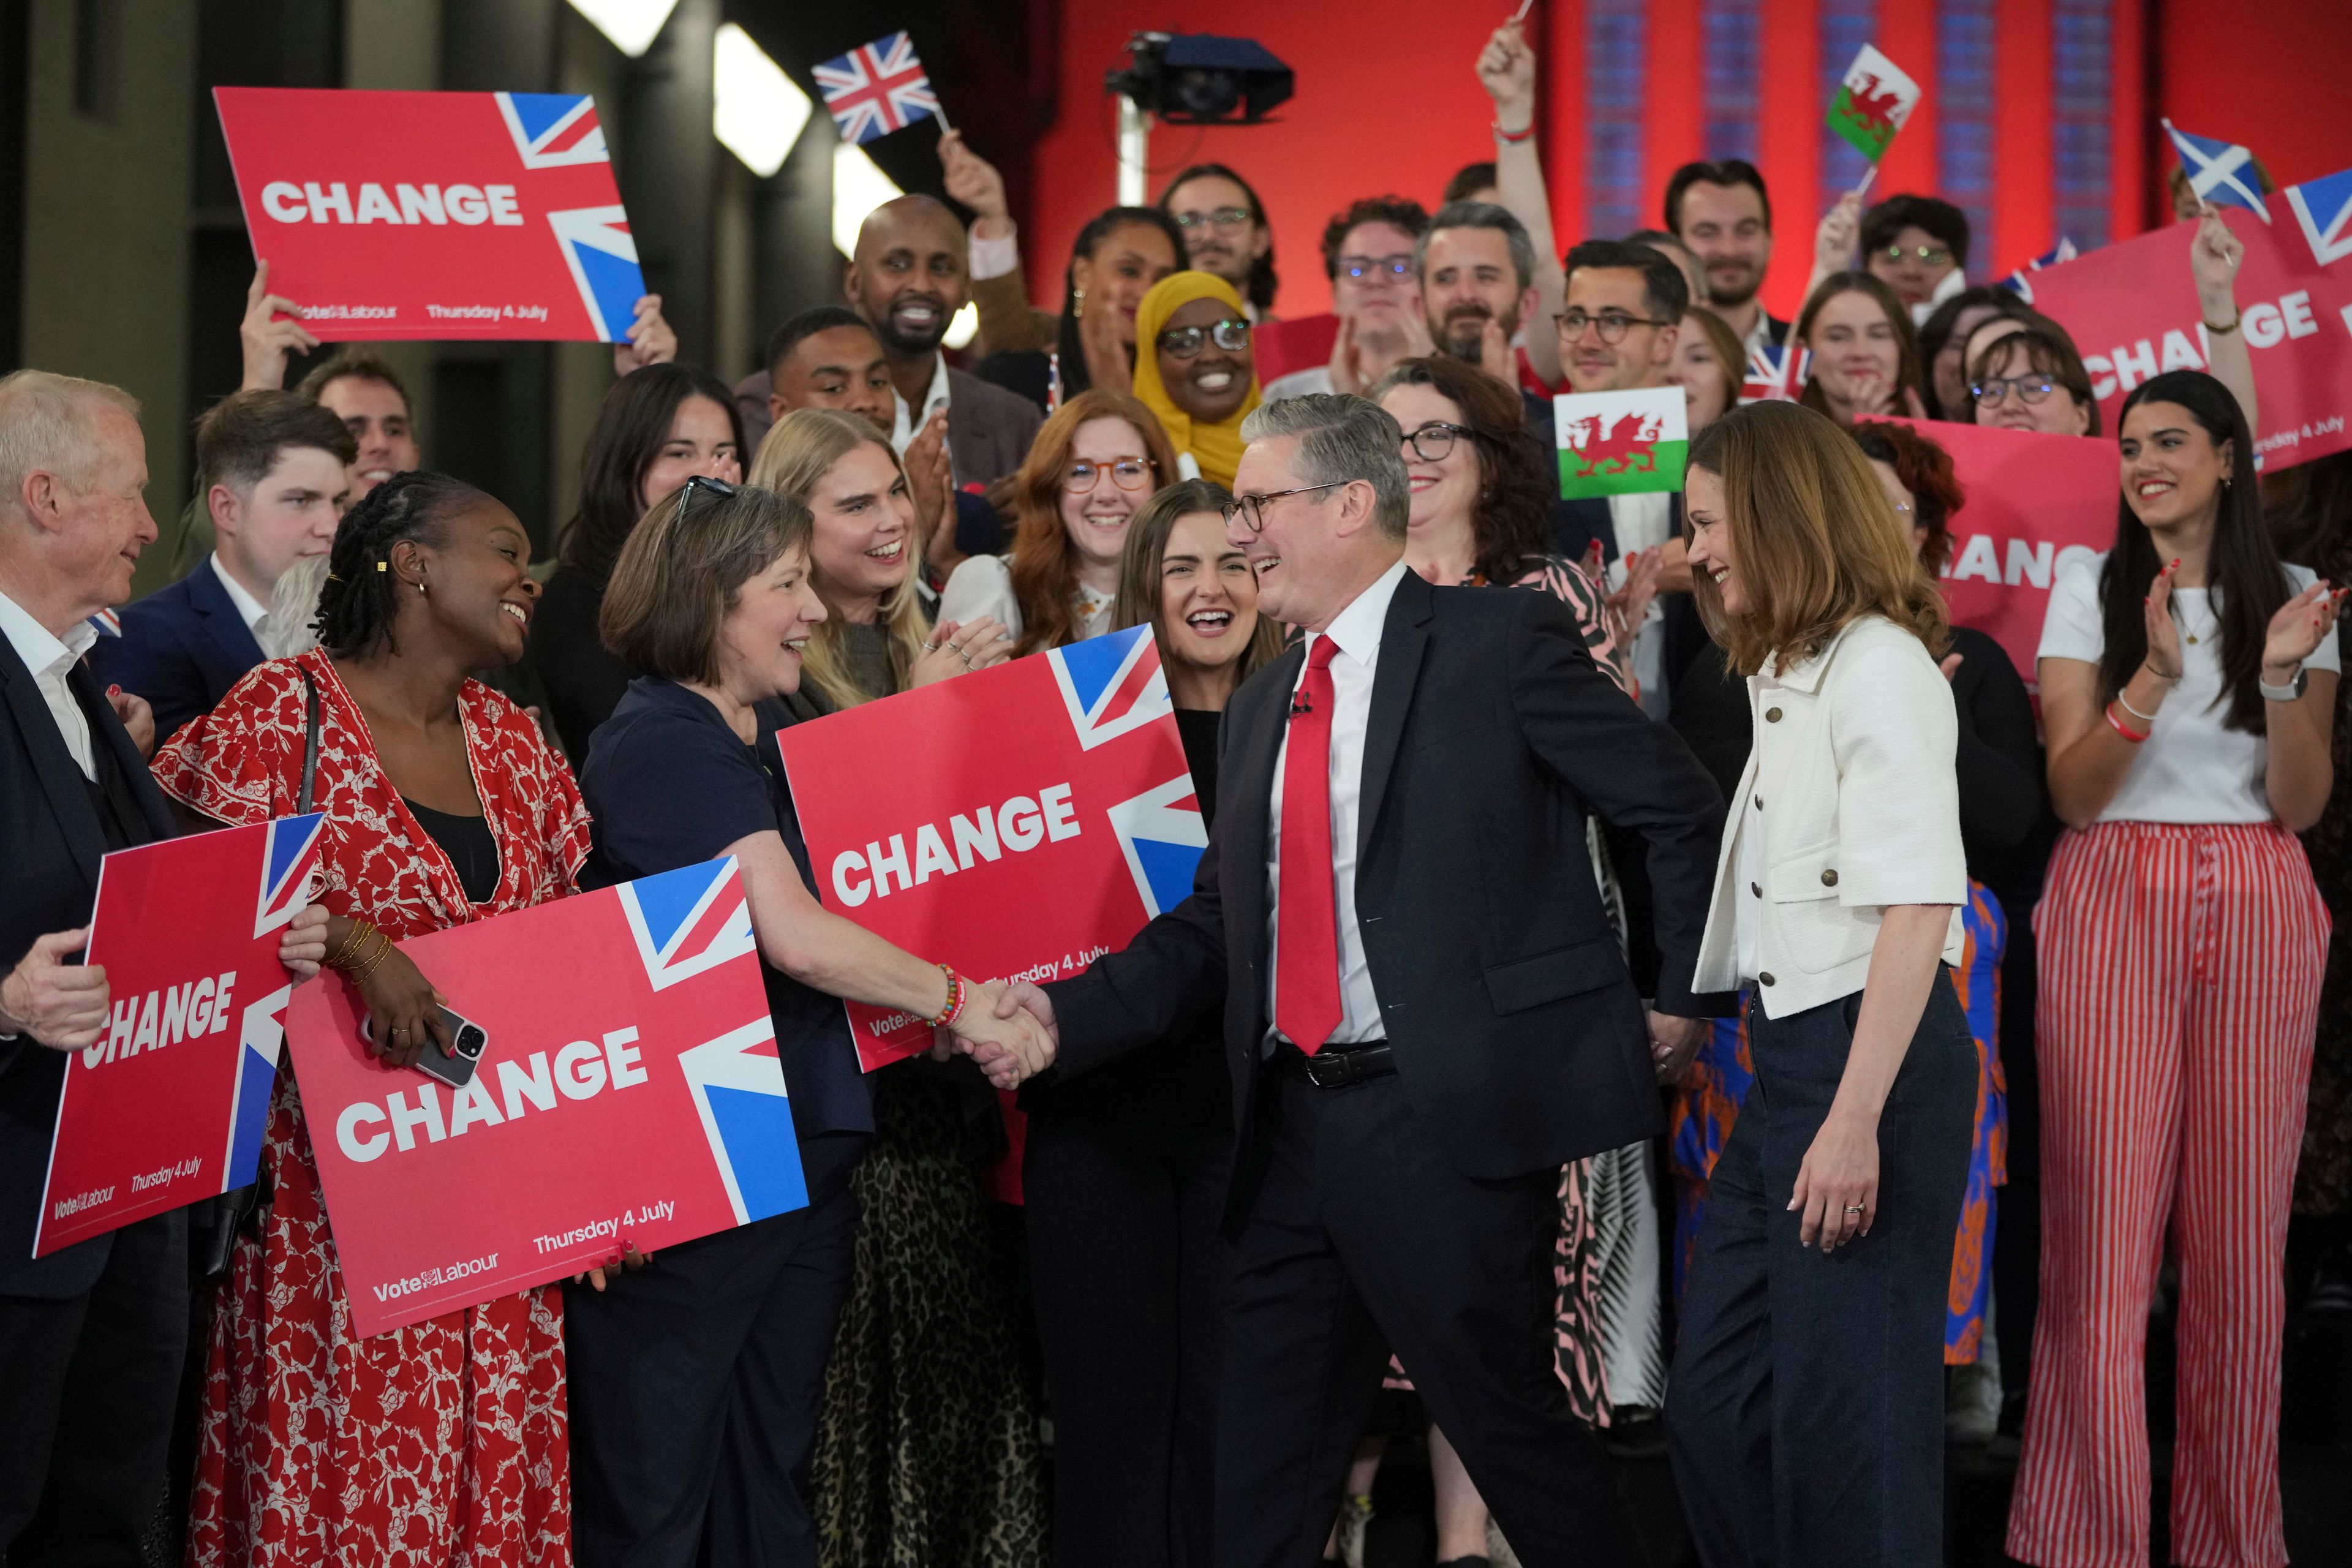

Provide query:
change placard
left=36, top=815, right=322, bottom=1257
left=778, top=625, right=1205, bottom=1071
left=284, top=859, right=798, bottom=1337
left=213, top=87, right=645, bottom=342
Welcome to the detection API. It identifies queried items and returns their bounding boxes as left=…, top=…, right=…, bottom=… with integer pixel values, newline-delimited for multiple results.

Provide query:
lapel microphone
left=1289, top=692, right=1313, bottom=718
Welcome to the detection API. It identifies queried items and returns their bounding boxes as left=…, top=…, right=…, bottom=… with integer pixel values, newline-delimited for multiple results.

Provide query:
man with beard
left=844, top=195, right=1042, bottom=493
left=1160, top=164, right=1280, bottom=320
left=1664, top=160, right=1790, bottom=358
left=1263, top=197, right=1433, bottom=400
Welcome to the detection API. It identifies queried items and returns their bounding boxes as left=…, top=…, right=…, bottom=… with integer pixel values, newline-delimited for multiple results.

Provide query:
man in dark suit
left=99, top=389, right=353, bottom=743
left=0, top=369, right=192, bottom=1563
left=843, top=194, right=1044, bottom=492
left=992, top=394, right=1730, bottom=1566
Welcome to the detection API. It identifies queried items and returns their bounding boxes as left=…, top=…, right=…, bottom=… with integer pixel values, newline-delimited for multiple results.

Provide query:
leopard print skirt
left=813, top=1066, right=1050, bottom=1566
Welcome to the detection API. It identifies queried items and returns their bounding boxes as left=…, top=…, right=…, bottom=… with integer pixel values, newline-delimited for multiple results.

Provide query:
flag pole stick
left=933, top=104, right=955, bottom=137
left=1852, top=162, right=1879, bottom=200
left=1512, top=0, right=1534, bottom=20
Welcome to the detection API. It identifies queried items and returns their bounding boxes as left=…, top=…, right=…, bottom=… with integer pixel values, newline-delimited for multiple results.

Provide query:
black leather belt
left=1275, top=1041, right=1395, bottom=1088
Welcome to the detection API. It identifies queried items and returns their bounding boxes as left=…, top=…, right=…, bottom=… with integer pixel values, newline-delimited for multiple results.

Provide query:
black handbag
left=194, top=668, right=321, bottom=1285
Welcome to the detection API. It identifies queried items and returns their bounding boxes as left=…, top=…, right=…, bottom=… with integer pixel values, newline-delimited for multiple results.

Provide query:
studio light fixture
left=832, top=141, right=902, bottom=258
left=712, top=23, right=812, bottom=177
left=565, top=0, right=680, bottom=58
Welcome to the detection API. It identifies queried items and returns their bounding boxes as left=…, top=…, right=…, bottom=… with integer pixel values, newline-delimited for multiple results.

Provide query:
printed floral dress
left=154, top=651, right=592, bottom=1567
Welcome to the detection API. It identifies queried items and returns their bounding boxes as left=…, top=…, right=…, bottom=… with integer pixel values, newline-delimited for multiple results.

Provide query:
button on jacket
left=1694, top=614, right=1967, bottom=1017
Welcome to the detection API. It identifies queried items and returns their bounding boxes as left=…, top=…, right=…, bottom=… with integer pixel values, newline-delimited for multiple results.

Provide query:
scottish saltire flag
left=2285, top=165, right=2352, bottom=268
left=1556, top=386, right=1688, bottom=499
left=815, top=32, right=941, bottom=145
left=2164, top=120, right=2269, bottom=223
left=1826, top=45, right=1921, bottom=164
left=1740, top=341, right=1811, bottom=404
left=1997, top=238, right=2081, bottom=302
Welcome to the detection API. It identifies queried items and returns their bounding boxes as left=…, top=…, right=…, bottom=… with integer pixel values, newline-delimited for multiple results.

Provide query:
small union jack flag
left=1740, top=341, right=1811, bottom=404
left=1997, top=237, right=2079, bottom=303
left=814, top=32, right=941, bottom=146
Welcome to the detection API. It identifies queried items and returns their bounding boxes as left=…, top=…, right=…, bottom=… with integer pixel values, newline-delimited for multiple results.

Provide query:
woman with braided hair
left=153, top=472, right=594, bottom=1567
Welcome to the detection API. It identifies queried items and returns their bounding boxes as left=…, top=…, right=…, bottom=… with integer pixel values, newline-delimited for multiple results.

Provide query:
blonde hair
left=1686, top=400, right=1947, bottom=675
left=749, top=408, right=930, bottom=708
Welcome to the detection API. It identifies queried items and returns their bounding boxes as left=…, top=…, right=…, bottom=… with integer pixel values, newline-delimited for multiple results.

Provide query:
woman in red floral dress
left=154, top=473, right=592, bottom=1567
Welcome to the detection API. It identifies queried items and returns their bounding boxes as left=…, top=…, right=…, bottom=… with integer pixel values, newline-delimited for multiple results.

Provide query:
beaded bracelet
left=930, top=964, right=967, bottom=1030
left=2105, top=701, right=2150, bottom=744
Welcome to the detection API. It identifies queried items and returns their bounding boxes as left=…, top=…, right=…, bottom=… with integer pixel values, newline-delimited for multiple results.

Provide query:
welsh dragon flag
left=1827, top=45, right=1921, bottom=164
left=1555, top=386, right=1687, bottom=500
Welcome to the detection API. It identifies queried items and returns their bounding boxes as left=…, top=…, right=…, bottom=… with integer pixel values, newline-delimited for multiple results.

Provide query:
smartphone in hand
left=360, top=1006, right=491, bottom=1089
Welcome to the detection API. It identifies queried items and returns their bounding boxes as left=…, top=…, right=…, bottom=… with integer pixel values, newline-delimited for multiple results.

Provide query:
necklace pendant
left=2186, top=634, right=2199, bottom=645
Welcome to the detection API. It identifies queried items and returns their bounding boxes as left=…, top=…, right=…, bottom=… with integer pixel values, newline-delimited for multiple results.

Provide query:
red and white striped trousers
left=2008, top=821, right=2328, bottom=1568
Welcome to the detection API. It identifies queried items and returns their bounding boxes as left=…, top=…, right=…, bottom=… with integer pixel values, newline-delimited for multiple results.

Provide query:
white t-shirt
left=2037, top=552, right=2339, bottom=824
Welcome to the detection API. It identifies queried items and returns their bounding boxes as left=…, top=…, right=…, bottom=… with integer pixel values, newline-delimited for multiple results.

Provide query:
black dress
left=1017, top=706, right=1233, bottom=1568
left=528, top=565, right=636, bottom=762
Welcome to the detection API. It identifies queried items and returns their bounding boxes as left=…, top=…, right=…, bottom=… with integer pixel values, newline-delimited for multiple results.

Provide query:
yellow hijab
left=1129, top=271, right=1262, bottom=489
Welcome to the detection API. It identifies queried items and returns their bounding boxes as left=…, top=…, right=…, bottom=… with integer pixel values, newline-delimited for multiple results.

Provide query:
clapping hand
left=612, top=295, right=678, bottom=375
left=2263, top=578, right=2346, bottom=681
left=913, top=617, right=1016, bottom=687
left=2143, top=557, right=2185, bottom=681
left=239, top=261, right=321, bottom=391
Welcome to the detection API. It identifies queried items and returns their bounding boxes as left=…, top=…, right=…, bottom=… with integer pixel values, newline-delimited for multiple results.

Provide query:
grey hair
left=0, top=370, right=142, bottom=508
left=1239, top=393, right=1411, bottom=541
left=1412, top=201, right=1537, bottom=294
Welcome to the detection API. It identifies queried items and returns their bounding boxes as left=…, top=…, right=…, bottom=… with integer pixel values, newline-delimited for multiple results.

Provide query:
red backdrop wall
left=1019, top=1, right=2352, bottom=325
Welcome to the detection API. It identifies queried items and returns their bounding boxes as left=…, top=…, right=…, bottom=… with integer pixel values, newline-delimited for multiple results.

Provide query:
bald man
left=841, top=194, right=1041, bottom=492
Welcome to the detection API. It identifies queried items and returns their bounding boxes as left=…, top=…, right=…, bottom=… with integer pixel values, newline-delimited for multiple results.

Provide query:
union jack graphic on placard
left=618, top=857, right=759, bottom=993
left=1107, top=774, right=1208, bottom=920
left=2286, top=165, right=2352, bottom=268
left=252, top=813, right=323, bottom=939
left=677, top=1018, right=806, bottom=1226
left=1047, top=624, right=1175, bottom=752
left=813, top=32, right=942, bottom=146
left=494, top=92, right=610, bottom=168
left=547, top=205, right=644, bottom=345
left=221, top=982, right=292, bottom=1198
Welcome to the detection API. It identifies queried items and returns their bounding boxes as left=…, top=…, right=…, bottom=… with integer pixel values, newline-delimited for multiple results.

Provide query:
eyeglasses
left=1157, top=318, right=1251, bottom=358
left=1970, top=374, right=2058, bottom=407
left=1555, top=309, right=1671, bottom=344
left=677, top=474, right=737, bottom=520
left=1879, top=244, right=1955, bottom=268
left=1222, top=480, right=1348, bottom=536
left=1174, top=206, right=1253, bottom=231
left=1065, top=457, right=1157, bottom=492
left=1340, top=254, right=1415, bottom=284
left=1401, top=422, right=1472, bottom=462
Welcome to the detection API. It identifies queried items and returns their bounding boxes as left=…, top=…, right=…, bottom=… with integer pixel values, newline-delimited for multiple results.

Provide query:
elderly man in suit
left=0, top=369, right=325, bottom=1562
left=99, top=388, right=353, bottom=743
left=992, top=393, right=1731, bottom=1566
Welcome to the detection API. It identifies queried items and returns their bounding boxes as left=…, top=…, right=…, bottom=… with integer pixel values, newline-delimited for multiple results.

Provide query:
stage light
left=712, top=24, right=811, bottom=177
left=832, top=141, right=902, bottom=258
left=1106, top=33, right=1294, bottom=127
left=944, top=303, right=978, bottom=350
left=565, top=0, right=680, bottom=58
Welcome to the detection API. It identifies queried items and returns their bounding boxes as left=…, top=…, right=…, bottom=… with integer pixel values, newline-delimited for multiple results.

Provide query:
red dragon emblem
left=1565, top=412, right=1664, bottom=477
left=1844, top=75, right=1904, bottom=138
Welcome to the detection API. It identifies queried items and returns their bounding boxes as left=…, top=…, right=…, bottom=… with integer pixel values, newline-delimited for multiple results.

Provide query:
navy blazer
left=0, top=631, right=179, bottom=1298
left=1046, top=570, right=1732, bottom=1226
left=96, top=557, right=266, bottom=745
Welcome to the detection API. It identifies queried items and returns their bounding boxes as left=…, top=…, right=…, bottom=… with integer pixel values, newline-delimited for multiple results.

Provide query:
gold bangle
left=352, top=929, right=393, bottom=982
left=325, top=918, right=372, bottom=973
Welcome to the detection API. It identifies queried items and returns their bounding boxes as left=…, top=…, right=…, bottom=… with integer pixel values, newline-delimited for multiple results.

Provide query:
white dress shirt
left=1263, top=557, right=1408, bottom=1049
left=0, top=584, right=99, bottom=780
left=889, top=353, right=953, bottom=456
left=1607, top=490, right=1676, bottom=716
left=209, top=551, right=281, bottom=654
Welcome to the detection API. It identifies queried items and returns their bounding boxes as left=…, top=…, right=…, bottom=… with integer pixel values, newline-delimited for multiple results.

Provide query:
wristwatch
left=2259, top=665, right=2309, bottom=702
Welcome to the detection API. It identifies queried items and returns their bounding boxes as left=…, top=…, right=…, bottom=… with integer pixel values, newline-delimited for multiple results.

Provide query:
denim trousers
left=1665, top=978, right=1976, bottom=1567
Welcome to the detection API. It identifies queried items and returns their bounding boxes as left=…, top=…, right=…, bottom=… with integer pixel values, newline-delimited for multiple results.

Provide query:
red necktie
left=1276, top=637, right=1343, bottom=1053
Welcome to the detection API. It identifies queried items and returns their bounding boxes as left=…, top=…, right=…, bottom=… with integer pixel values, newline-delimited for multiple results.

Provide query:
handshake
left=937, top=979, right=1061, bottom=1091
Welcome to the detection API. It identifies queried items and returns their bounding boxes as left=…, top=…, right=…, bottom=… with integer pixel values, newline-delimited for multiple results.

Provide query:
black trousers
left=565, top=1132, right=866, bottom=1568
left=1216, top=1069, right=1640, bottom=1568
left=1665, top=982, right=1975, bottom=1567
left=0, top=1210, right=187, bottom=1567
left=1025, top=1109, right=1230, bottom=1568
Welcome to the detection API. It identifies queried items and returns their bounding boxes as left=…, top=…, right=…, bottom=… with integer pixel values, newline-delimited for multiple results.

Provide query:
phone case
left=362, top=1006, right=486, bottom=1090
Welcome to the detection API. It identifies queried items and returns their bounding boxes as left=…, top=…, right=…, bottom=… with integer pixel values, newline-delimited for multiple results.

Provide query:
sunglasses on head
left=677, top=475, right=738, bottom=520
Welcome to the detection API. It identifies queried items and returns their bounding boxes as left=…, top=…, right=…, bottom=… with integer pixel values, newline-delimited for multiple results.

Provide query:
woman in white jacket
left=1663, top=399, right=1975, bottom=1567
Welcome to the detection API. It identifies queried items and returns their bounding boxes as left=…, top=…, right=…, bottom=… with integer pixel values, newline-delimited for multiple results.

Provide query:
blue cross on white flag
left=2163, top=120, right=2269, bottom=223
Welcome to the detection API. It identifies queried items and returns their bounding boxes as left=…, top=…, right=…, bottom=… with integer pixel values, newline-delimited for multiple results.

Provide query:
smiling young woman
left=1131, top=271, right=1263, bottom=488
left=2013, top=369, right=2343, bottom=1568
left=1794, top=271, right=1928, bottom=428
